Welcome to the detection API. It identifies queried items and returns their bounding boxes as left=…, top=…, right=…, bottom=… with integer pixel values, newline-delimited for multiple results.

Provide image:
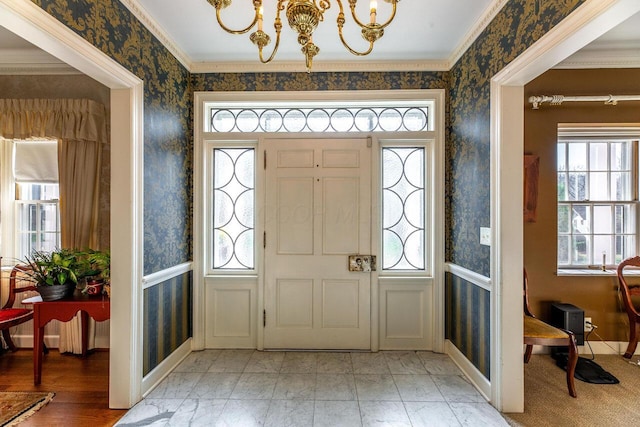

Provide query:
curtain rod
left=528, top=94, right=640, bottom=109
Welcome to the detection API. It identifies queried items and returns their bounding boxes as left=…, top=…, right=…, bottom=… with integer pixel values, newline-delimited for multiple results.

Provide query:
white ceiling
left=0, top=0, right=638, bottom=74
left=132, top=0, right=494, bottom=71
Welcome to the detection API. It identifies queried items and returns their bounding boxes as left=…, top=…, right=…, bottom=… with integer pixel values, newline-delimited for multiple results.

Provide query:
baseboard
left=11, top=333, right=110, bottom=350
left=141, top=338, right=192, bottom=397
left=531, top=341, right=640, bottom=356
left=445, top=340, right=491, bottom=401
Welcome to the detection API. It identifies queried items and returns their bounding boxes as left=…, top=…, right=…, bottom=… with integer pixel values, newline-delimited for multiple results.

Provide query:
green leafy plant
left=24, top=249, right=81, bottom=287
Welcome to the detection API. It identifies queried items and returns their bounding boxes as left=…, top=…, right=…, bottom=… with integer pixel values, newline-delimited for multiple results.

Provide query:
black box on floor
left=550, top=302, right=584, bottom=346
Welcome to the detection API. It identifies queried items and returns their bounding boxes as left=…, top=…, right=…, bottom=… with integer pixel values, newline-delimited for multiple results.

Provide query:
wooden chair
left=523, top=269, right=578, bottom=397
left=0, top=265, right=37, bottom=352
left=616, top=256, right=640, bottom=359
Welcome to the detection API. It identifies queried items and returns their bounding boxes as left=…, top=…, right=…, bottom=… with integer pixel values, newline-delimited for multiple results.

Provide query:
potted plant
left=79, top=249, right=110, bottom=296
left=24, top=249, right=81, bottom=301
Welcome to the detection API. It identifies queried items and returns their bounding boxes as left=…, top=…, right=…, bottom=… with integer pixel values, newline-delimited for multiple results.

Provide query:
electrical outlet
left=584, top=317, right=592, bottom=332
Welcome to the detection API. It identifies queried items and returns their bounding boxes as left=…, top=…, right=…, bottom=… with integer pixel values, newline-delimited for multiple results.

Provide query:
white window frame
left=557, top=125, right=640, bottom=271
left=0, top=138, right=61, bottom=265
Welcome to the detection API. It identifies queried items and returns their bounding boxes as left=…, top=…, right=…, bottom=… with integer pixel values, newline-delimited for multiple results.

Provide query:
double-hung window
left=557, top=126, right=639, bottom=268
left=1, top=139, right=60, bottom=262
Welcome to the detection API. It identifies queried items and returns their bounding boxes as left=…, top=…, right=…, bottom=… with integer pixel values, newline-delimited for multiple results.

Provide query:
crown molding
left=119, top=0, right=192, bottom=70
left=190, top=59, right=450, bottom=74
left=448, top=0, right=509, bottom=68
left=554, top=48, right=640, bottom=69
left=0, top=48, right=79, bottom=74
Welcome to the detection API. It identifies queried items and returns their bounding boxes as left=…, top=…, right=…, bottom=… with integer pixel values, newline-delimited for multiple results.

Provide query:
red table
left=32, top=291, right=110, bottom=384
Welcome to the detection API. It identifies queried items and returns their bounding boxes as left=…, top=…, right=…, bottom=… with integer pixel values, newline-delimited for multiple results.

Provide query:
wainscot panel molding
left=142, top=262, right=193, bottom=289
left=378, top=277, right=433, bottom=350
left=445, top=263, right=492, bottom=292
left=205, top=276, right=258, bottom=349
left=141, top=339, right=191, bottom=397
left=446, top=339, right=491, bottom=401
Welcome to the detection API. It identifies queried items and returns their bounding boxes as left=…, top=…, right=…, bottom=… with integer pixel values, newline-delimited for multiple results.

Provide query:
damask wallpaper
left=448, top=0, right=584, bottom=277
left=32, top=0, right=192, bottom=275
left=30, top=0, right=589, bottom=378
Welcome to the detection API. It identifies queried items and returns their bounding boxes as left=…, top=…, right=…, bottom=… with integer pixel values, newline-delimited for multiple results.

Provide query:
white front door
left=264, top=138, right=371, bottom=349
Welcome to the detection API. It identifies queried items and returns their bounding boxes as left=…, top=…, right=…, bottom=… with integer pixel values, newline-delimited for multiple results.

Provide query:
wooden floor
left=0, top=349, right=126, bottom=426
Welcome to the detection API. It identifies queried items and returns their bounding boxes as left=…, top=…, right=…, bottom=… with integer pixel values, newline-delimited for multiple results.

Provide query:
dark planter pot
left=36, top=282, right=76, bottom=301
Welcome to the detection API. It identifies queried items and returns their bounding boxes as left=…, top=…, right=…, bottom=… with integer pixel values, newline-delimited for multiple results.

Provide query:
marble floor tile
left=280, top=352, right=318, bottom=373
left=208, top=349, right=254, bottom=373
left=316, top=352, right=353, bottom=373
left=393, top=374, right=445, bottom=402
left=167, top=398, right=227, bottom=427
left=359, top=400, right=411, bottom=427
left=188, top=372, right=241, bottom=399
left=115, top=398, right=183, bottom=426
left=215, top=399, right=270, bottom=427
left=173, top=350, right=221, bottom=373
left=272, top=373, right=316, bottom=400
left=404, top=401, right=462, bottom=427
left=313, top=400, right=362, bottom=427
left=123, top=350, right=496, bottom=427
left=432, top=375, right=486, bottom=403
left=147, top=372, right=203, bottom=399
left=449, top=402, right=509, bottom=426
left=355, top=374, right=401, bottom=401
left=265, top=399, right=315, bottom=427
left=417, top=352, right=463, bottom=376
left=244, top=351, right=285, bottom=373
left=315, top=374, right=357, bottom=400
left=351, top=352, right=390, bottom=374
left=383, top=351, right=428, bottom=374
left=230, top=372, right=279, bottom=400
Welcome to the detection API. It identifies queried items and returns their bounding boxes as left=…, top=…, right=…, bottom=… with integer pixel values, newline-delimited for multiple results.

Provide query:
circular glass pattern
left=236, top=109, right=259, bottom=132
left=379, top=108, right=403, bottom=132
left=403, top=108, right=428, bottom=131
left=283, top=109, right=306, bottom=132
left=211, top=110, right=235, bottom=132
left=355, top=108, right=378, bottom=131
left=307, top=109, right=331, bottom=132
left=259, top=109, right=283, bottom=132
left=330, top=109, right=355, bottom=132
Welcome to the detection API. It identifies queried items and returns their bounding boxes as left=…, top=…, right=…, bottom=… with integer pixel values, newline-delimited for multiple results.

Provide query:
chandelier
left=209, top=0, right=399, bottom=72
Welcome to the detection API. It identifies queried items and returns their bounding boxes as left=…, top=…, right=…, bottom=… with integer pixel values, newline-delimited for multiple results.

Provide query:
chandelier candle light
left=209, top=0, right=399, bottom=72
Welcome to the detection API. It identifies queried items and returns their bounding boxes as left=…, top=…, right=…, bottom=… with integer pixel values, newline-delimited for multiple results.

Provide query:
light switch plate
left=480, top=227, right=491, bottom=246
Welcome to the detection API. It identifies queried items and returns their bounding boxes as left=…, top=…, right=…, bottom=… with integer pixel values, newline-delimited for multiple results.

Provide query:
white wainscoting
left=205, top=276, right=258, bottom=348
left=378, top=277, right=433, bottom=350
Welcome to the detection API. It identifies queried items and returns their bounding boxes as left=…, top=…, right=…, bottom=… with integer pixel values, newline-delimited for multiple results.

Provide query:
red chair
left=0, top=265, right=37, bottom=352
left=616, top=256, right=640, bottom=358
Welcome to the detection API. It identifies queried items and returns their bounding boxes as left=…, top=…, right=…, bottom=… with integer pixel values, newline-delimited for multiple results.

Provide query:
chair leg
left=524, top=345, right=533, bottom=363
left=624, top=320, right=639, bottom=359
left=1, top=329, right=18, bottom=352
left=566, top=334, right=578, bottom=398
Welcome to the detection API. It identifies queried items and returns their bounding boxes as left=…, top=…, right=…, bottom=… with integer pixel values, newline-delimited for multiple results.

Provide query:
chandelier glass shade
left=209, top=0, right=399, bottom=71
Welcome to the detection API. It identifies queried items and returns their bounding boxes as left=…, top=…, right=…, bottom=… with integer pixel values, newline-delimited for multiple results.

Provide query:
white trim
left=448, top=0, right=509, bottom=68
left=195, top=89, right=445, bottom=353
left=445, top=263, right=492, bottom=292
left=119, top=0, right=191, bottom=70
left=555, top=48, right=640, bottom=69
left=490, top=0, right=640, bottom=414
left=190, top=60, right=450, bottom=74
left=141, top=338, right=192, bottom=396
left=142, top=262, right=193, bottom=289
left=446, top=340, right=491, bottom=402
left=0, top=0, right=146, bottom=409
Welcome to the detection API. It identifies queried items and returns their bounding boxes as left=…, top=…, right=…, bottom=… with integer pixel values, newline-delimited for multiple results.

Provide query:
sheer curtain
left=0, top=99, right=107, bottom=353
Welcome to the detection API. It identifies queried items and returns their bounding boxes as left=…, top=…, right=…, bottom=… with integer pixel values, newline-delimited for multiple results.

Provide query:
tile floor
left=115, top=350, right=509, bottom=426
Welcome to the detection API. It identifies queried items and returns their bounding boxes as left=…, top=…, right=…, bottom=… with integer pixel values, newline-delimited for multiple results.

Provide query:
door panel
left=265, top=138, right=371, bottom=349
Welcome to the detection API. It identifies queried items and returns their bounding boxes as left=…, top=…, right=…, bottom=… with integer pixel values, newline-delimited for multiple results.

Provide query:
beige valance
left=0, top=98, right=107, bottom=144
